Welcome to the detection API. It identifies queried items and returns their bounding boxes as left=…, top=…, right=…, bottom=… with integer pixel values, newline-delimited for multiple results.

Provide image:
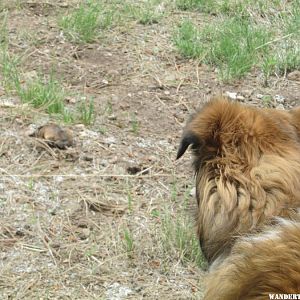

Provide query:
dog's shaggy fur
left=204, top=217, right=300, bottom=299
left=177, top=97, right=300, bottom=297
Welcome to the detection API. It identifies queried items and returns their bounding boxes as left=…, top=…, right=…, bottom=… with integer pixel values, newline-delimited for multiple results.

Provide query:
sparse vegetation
left=122, top=228, right=135, bottom=254
left=174, top=0, right=300, bottom=81
left=130, top=113, right=139, bottom=134
left=59, top=1, right=116, bottom=43
left=19, top=74, right=66, bottom=114
left=78, top=98, right=95, bottom=125
left=125, top=0, right=164, bottom=25
left=162, top=211, right=205, bottom=267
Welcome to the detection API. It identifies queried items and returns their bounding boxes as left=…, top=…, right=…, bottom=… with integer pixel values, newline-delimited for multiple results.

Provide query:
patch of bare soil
left=0, top=1, right=299, bottom=299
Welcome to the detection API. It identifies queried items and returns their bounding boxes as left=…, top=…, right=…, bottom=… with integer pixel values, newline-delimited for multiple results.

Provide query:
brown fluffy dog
left=177, top=96, right=300, bottom=296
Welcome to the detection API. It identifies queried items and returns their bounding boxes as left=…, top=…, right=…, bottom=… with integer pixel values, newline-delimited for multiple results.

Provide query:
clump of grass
left=19, top=74, right=66, bottom=114
left=125, top=1, right=163, bottom=25
left=161, top=212, right=205, bottom=268
left=122, top=228, right=134, bottom=257
left=0, top=51, right=21, bottom=91
left=62, top=109, right=74, bottom=124
left=130, top=113, right=139, bottom=134
left=78, top=98, right=95, bottom=125
left=59, top=1, right=116, bottom=43
left=173, top=21, right=203, bottom=59
left=174, top=1, right=300, bottom=81
left=174, top=18, right=270, bottom=81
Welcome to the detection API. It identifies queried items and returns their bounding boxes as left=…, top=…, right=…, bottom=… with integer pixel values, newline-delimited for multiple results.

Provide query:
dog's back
left=204, top=217, right=300, bottom=299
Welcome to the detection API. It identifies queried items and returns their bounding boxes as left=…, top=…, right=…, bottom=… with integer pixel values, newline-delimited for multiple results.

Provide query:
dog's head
left=177, top=97, right=300, bottom=165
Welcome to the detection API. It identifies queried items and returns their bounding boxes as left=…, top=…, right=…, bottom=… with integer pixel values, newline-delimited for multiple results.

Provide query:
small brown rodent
left=30, top=124, right=73, bottom=149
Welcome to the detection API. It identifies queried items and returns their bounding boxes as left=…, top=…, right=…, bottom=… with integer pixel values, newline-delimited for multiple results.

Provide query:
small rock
left=256, top=94, right=264, bottom=99
left=0, top=99, right=17, bottom=108
left=287, top=70, right=300, bottom=81
left=100, top=159, right=108, bottom=167
left=66, top=96, right=77, bottom=104
left=189, top=187, right=196, bottom=197
left=108, top=115, right=117, bottom=121
left=25, top=124, right=38, bottom=136
left=225, top=91, right=237, bottom=100
left=274, top=95, right=285, bottom=104
left=236, top=95, right=245, bottom=101
left=107, top=70, right=120, bottom=77
left=75, top=124, right=85, bottom=131
left=80, top=129, right=98, bottom=138
left=104, top=136, right=117, bottom=145
left=243, top=90, right=252, bottom=97
left=276, top=104, right=285, bottom=110
left=106, top=283, right=132, bottom=300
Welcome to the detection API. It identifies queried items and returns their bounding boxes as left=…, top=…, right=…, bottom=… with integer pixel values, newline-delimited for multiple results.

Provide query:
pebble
left=225, top=91, right=237, bottom=100
left=104, top=136, right=117, bottom=145
left=287, top=70, right=300, bottom=81
left=189, top=187, right=196, bottom=197
left=236, top=95, right=245, bottom=101
left=274, top=95, right=285, bottom=104
left=75, top=124, right=85, bottom=131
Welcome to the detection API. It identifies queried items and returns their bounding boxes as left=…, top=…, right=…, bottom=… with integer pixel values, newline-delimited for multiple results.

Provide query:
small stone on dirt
left=104, top=136, right=117, bottom=145
left=75, top=124, right=85, bottom=131
left=106, top=282, right=132, bottom=300
left=274, top=95, right=285, bottom=104
left=287, top=70, right=300, bottom=81
left=108, top=115, right=117, bottom=121
left=189, top=187, right=196, bottom=197
left=236, top=95, right=245, bottom=101
left=225, top=91, right=237, bottom=100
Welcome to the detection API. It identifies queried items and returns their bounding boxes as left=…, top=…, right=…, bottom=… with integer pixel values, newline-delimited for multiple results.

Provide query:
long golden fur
left=177, top=96, right=300, bottom=297
left=204, top=217, right=300, bottom=299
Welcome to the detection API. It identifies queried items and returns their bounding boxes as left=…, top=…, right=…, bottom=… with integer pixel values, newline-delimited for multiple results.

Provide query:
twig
left=176, top=79, right=185, bottom=93
left=255, top=33, right=293, bottom=50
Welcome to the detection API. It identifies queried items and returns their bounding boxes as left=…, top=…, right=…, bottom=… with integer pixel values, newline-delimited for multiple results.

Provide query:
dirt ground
left=0, top=1, right=299, bottom=299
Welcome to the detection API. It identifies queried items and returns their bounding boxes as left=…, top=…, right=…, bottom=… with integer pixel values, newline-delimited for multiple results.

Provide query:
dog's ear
left=176, top=130, right=202, bottom=159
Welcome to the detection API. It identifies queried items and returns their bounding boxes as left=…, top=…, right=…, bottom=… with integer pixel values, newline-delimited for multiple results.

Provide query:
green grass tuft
left=78, top=98, right=95, bottom=125
left=18, top=74, right=66, bottom=114
left=174, top=1, right=300, bottom=81
left=59, top=1, right=116, bottom=43
left=175, top=18, right=271, bottom=80
left=161, top=212, right=205, bottom=268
